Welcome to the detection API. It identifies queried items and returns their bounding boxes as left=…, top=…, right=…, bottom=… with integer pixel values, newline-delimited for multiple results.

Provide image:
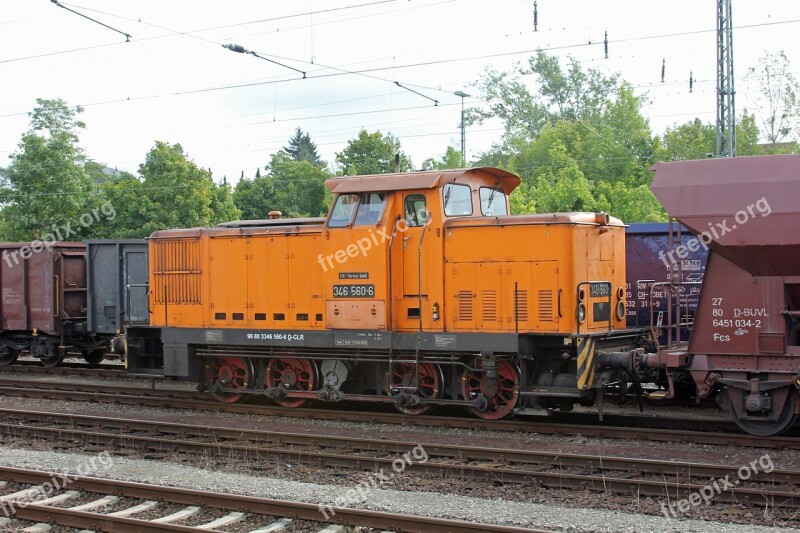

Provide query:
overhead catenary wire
left=61, top=0, right=400, bottom=36
left=394, top=82, right=438, bottom=106
left=40, top=2, right=448, bottom=107
left=1, top=3, right=796, bottom=177
left=222, top=43, right=306, bottom=78
left=50, top=0, right=131, bottom=42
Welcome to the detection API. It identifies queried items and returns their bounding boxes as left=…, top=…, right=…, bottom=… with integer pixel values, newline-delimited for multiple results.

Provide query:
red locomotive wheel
left=390, top=362, right=444, bottom=415
left=204, top=356, right=253, bottom=404
left=461, top=360, right=520, bottom=420
left=266, top=358, right=317, bottom=408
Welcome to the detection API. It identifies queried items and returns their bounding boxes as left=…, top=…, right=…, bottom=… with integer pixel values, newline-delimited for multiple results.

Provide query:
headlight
left=577, top=304, right=586, bottom=323
left=616, top=300, right=625, bottom=321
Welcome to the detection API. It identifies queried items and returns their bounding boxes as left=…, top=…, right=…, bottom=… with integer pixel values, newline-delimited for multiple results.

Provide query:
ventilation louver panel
left=152, top=239, right=202, bottom=304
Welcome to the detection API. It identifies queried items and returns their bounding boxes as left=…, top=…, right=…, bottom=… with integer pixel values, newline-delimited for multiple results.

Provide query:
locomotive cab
left=321, top=168, right=519, bottom=335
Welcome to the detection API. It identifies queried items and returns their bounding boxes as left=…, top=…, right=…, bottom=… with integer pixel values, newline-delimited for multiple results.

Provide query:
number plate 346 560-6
left=332, top=284, right=375, bottom=298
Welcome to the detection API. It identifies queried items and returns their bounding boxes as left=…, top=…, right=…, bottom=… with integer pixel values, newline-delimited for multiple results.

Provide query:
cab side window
left=328, top=194, right=358, bottom=227
left=404, top=195, right=428, bottom=227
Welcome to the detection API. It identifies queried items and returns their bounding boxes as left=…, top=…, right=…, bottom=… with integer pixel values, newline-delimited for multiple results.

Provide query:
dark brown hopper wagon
left=644, top=154, right=800, bottom=436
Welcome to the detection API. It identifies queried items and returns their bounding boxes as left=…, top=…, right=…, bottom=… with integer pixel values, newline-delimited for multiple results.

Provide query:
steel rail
left=0, top=466, right=544, bottom=533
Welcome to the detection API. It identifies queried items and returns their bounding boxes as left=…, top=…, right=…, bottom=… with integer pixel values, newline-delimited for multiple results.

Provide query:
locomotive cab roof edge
left=324, top=167, right=521, bottom=194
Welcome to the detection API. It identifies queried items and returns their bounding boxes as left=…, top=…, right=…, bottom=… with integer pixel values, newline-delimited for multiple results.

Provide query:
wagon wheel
left=83, top=349, right=106, bottom=367
left=390, top=362, right=444, bottom=415
left=40, top=343, right=64, bottom=368
left=204, top=356, right=254, bottom=404
left=0, top=346, right=19, bottom=366
left=725, top=387, right=798, bottom=437
left=265, top=357, right=317, bottom=408
left=461, top=360, right=520, bottom=420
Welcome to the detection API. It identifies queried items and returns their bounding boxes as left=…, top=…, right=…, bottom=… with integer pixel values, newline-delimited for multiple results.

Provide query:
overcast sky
left=1, top=1, right=798, bottom=183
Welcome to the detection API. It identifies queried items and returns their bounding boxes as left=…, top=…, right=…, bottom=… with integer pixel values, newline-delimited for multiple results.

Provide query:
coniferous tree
left=284, top=128, right=324, bottom=167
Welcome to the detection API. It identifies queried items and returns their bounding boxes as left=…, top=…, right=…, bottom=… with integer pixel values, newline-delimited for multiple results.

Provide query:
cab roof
left=324, top=167, right=520, bottom=195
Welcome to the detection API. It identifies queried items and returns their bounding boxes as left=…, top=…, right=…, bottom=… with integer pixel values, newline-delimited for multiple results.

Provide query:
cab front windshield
left=480, top=186, right=508, bottom=216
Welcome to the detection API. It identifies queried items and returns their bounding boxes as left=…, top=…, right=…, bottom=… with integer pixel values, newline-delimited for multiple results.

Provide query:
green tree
left=422, top=146, right=465, bottom=170
left=233, top=174, right=276, bottom=220
left=746, top=50, right=799, bottom=149
left=594, top=181, right=666, bottom=223
left=530, top=141, right=596, bottom=213
left=468, top=50, right=620, bottom=144
left=137, top=141, right=240, bottom=234
left=335, top=129, right=412, bottom=175
left=468, top=51, right=667, bottom=222
left=267, top=151, right=329, bottom=217
left=0, top=98, right=97, bottom=240
left=212, top=181, right=240, bottom=223
left=508, top=181, right=536, bottom=215
left=93, top=171, right=147, bottom=238
left=657, top=118, right=716, bottom=161
left=657, top=113, right=761, bottom=161
left=284, top=128, right=324, bottom=167
left=234, top=152, right=331, bottom=219
left=583, top=83, right=657, bottom=186
left=736, top=112, right=761, bottom=156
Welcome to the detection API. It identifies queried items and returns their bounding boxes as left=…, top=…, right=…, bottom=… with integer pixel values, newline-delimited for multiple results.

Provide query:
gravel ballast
left=0, top=446, right=793, bottom=533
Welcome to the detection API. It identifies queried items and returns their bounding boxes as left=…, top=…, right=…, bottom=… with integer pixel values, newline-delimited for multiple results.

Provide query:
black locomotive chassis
left=127, top=325, right=645, bottom=394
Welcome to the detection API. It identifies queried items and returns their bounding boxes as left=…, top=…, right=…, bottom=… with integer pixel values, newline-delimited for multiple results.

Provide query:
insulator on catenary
left=604, top=31, right=608, bottom=59
left=533, top=1, right=538, bottom=31
left=661, top=58, right=665, bottom=83
left=223, top=44, right=246, bottom=54
left=689, top=71, right=694, bottom=93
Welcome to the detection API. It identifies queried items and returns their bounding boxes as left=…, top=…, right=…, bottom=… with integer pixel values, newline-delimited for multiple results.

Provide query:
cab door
left=400, top=193, right=429, bottom=298
left=393, top=192, right=440, bottom=330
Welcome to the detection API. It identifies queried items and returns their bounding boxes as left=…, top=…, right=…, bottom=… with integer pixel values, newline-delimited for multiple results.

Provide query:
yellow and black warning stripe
left=576, top=336, right=596, bottom=390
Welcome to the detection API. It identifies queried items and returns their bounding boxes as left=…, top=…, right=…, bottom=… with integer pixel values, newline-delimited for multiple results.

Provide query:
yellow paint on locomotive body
left=148, top=167, right=627, bottom=340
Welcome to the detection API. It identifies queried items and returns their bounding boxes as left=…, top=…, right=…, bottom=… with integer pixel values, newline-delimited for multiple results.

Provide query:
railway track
left=0, top=466, right=540, bottom=532
left=1, top=407, right=798, bottom=508
left=3, top=359, right=128, bottom=379
left=0, top=376, right=797, bottom=448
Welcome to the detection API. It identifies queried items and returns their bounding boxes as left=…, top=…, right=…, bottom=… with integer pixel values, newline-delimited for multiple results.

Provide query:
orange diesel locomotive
left=127, top=167, right=651, bottom=419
